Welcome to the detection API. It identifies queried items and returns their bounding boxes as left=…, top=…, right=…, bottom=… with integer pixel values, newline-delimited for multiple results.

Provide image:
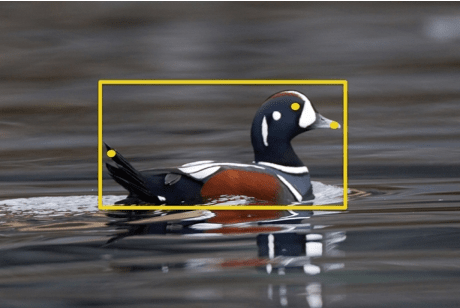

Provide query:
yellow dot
left=291, top=102, right=300, bottom=111
left=107, top=150, right=116, bottom=158
left=330, top=121, right=340, bottom=129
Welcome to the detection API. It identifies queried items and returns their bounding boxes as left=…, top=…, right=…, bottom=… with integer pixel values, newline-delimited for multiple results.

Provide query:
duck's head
left=251, top=90, right=341, bottom=166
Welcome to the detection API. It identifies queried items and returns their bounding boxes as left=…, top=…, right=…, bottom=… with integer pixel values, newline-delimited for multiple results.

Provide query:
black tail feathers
left=105, top=143, right=161, bottom=204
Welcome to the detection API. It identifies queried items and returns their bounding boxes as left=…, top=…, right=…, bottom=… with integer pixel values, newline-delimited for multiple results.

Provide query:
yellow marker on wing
left=107, top=149, right=116, bottom=158
left=330, top=121, right=340, bottom=129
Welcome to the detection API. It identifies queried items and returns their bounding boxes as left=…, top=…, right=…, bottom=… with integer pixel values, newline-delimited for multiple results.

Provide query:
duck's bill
left=310, top=114, right=341, bottom=130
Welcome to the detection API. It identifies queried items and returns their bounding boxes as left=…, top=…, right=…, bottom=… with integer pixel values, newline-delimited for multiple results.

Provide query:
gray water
left=1, top=2, right=460, bottom=307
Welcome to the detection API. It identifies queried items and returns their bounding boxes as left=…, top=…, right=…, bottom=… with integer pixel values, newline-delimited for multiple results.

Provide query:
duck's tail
left=104, top=143, right=160, bottom=204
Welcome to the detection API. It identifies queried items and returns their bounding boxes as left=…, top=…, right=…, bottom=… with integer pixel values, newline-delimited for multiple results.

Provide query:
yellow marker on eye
left=291, top=102, right=300, bottom=111
left=107, top=149, right=116, bottom=157
left=330, top=121, right=340, bottom=129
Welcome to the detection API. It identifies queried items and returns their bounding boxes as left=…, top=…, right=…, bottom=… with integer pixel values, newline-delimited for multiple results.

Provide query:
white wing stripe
left=179, top=162, right=265, bottom=174
left=189, top=166, right=221, bottom=179
left=181, top=160, right=214, bottom=167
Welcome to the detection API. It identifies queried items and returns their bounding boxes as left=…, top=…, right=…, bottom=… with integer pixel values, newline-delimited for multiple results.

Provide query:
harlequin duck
left=106, top=90, right=340, bottom=205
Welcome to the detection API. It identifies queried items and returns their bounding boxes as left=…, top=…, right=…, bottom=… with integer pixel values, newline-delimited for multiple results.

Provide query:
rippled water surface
left=1, top=2, right=460, bottom=307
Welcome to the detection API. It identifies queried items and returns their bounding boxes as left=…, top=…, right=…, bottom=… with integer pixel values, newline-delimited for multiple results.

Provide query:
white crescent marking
left=285, top=91, right=316, bottom=128
left=262, top=116, right=269, bottom=146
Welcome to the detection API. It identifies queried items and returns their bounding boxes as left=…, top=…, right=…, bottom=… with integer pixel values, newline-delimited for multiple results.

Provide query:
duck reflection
left=104, top=209, right=346, bottom=268
left=104, top=209, right=314, bottom=244
left=267, top=283, right=324, bottom=308
left=257, top=231, right=346, bottom=275
left=258, top=231, right=345, bottom=307
left=105, top=209, right=346, bottom=307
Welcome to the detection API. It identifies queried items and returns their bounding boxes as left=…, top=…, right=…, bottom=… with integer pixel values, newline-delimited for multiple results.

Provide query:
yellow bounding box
left=98, top=80, right=348, bottom=211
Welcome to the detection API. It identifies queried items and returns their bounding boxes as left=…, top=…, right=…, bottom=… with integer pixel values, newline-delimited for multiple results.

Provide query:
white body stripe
left=179, top=162, right=265, bottom=174
left=277, top=174, right=303, bottom=202
left=262, top=116, right=269, bottom=146
left=189, top=166, right=221, bottom=179
left=286, top=91, right=316, bottom=128
left=181, top=160, right=214, bottom=167
left=157, top=195, right=166, bottom=202
left=258, top=161, right=309, bottom=174
left=189, top=223, right=223, bottom=230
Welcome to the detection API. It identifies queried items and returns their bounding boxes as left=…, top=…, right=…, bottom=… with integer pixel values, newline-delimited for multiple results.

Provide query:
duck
left=105, top=90, right=340, bottom=206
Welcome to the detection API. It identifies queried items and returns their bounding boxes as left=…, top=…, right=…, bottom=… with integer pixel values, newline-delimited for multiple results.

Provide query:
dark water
left=1, top=2, right=460, bottom=307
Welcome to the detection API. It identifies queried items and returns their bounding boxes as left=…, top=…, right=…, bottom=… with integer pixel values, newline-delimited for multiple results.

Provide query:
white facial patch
left=286, top=91, right=316, bottom=128
left=272, top=111, right=281, bottom=121
left=262, top=116, right=269, bottom=146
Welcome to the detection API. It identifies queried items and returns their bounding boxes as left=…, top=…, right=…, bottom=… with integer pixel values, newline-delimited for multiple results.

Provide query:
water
left=0, top=182, right=343, bottom=217
left=1, top=2, right=460, bottom=307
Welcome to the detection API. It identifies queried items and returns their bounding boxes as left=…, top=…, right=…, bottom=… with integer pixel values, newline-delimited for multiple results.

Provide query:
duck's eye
left=291, top=102, right=300, bottom=111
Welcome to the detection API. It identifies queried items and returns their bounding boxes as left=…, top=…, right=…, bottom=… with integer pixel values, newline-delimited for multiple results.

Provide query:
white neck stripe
left=257, top=161, right=309, bottom=174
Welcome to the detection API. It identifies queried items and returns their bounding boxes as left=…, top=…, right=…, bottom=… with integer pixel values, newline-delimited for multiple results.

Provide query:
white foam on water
left=0, top=195, right=121, bottom=217
left=0, top=181, right=345, bottom=217
left=311, top=181, right=345, bottom=205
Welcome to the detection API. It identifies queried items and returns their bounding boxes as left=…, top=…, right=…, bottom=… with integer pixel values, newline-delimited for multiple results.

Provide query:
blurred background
left=1, top=2, right=459, bottom=198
